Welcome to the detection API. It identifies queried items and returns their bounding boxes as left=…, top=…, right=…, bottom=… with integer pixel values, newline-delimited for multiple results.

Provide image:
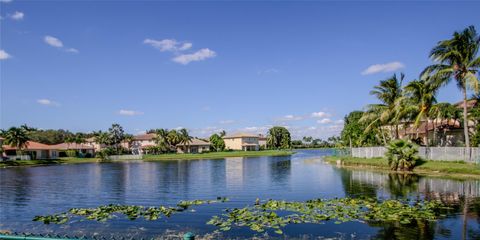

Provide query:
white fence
left=4, top=155, right=31, bottom=160
left=351, top=147, right=480, bottom=163
left=108, top=154, right=143, bottom=160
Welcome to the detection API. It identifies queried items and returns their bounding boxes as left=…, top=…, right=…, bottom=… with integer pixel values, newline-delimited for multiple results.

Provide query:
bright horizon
left=1, top=1, right=479, bottom=139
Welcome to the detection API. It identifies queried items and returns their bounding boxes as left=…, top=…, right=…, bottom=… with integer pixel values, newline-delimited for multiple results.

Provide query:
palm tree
left=422, top=25, right=480, bottom=150
left=429, top=103, right=462, bottom=146
left=1, top=127, right=30, bottom=155
left=401, top=78, right=438, bottom=146
left=154, top=129, right=171, bottom=152
left=219, top=130, right=226, bottom=138
left=167, top=130, right=181, bottom=147
left=179, top=128, right=193, bottom=153
left=361, top=73, right=405, bottom=141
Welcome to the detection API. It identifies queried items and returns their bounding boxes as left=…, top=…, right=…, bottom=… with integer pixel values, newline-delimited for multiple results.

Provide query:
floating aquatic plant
left=33, top=197, right=229, bottom=224
left=207, top=197, right=446, bottom=235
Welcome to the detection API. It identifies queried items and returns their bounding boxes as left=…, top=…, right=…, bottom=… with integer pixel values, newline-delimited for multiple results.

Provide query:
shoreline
left=0, top=150, right=294, bottom=168
left=324, top=156, right=480, bottom=180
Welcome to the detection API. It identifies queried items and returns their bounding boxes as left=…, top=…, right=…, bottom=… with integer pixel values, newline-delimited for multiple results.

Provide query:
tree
left=267, top=126, right=291, bottom=149
left=1, top=127, right=31, bottom=155
left=362, top=73, right=405, bottom=141
left=302, top=136, right=313, bottom=145
left=210, top=133, right=225, bottom=152
left=178, top=128, right=193, bottom=153
left=429, top=103, right=462, bottom=146
left=341, top=111, right=381, bottom=147
left=153, top=129, right=171, bottom=153
left=94, top=131, right=112, bottom=146
left=167, top=130, right=181, bottom=147
left=219, top=130, right=227, bottom=137
left=422, top=25, right=480, bottom=149
left=385, top=140, right=420, bottom=171
left=108, top=123, right=125, bottom=153
left=401, top=78, right=439, bottom=146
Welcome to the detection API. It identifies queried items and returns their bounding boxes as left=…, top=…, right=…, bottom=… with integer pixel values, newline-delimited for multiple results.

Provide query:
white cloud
left=258, top=68, right=280, bottom=75
left=172, top=48, right=216, bottom=65
left=220, top=120, right=235, bottom=124
left=143, top=38, right=192, bottom=52
left=118, top=109, right=144, bottom=116
left=44, top=36, right=63, bottom=48
left=65, top=48, right=79, bottom=53
left=279, top=114, right=304, bottom=121
left=335, top=119, right=344, bottom=124
left=311, top=111, right=331, bottom=118
left=0, top=49, right=11, bottom=60
left=37, top=99, right=59, bottom=106
left=361, top=61, right=405, bottom=75
left=317, top=118, right=333, bottom=124
left=0, top=0, right=13, bottom=3
left=10, top=11, right=24, bottom=20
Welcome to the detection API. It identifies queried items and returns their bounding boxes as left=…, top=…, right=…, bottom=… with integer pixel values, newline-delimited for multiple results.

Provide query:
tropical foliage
left=0, top=126, right=32, bottom=155
left=385, top=140, right=420, bottom=171
left=267, top=126, right=291, bottom=149
left=209, top=133, right=226, bottom=151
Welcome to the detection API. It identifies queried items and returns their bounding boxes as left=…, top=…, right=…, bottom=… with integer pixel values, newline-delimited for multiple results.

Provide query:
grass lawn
left=0, top=157, right=100, bottom=168
left=143, top=150, right=294, bottom=161
left=324, top=156, right=480, bottom=179
left=0, top=151, right=294, bottom=167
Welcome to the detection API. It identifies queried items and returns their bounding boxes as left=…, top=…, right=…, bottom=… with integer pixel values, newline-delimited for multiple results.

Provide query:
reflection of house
left=176, top=138, right=210, bottom=153
left=223, top=133, right=260, bottom=151
left=2, top=141, right=59, bottom=159
left=50, top=143, right=95, bottom=157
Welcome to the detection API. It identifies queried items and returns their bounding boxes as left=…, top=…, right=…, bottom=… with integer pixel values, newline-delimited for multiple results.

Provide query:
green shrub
left=66, top=149, right=77, bottom=158
left=95, top=150, right=111, bottom=161
left=385, top=140, right=420, bottom=171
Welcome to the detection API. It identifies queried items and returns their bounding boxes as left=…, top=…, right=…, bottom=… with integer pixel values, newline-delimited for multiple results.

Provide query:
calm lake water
left=0, top=149, right=479, bottom=239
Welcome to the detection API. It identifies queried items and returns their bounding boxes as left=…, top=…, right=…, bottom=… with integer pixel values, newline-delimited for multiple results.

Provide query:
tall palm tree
left=1, top=127, right=30, bottom=155
left=179, top=128, right=193, bottom=153
left=167, top=130, right=181, bottom=147
left=361, top=73, right=405, bottom=141
left=219, top=130, right=226, bottom=138
left=401, top=78, right=438, bottom=146
left=422, top=25, right=480, bottom=149
left=154, top=129, right=171, bottom=152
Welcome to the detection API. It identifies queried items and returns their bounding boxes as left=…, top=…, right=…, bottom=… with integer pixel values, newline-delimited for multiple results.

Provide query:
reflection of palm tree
left=386, top=173, right=420, bottom=199
left=336, top=168, right=377, bottom=198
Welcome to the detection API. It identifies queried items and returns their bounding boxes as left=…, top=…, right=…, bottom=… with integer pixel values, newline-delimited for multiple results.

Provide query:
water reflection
left=0, top=150, right=478, bottom=239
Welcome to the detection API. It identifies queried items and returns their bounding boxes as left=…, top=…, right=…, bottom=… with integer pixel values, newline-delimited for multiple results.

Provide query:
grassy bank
left=0, top=157, right=100, bottom=168
left=0, top=150, right=294, bottom=168
left=143, top=150, right=294, bottom=161
left=324, top=156, right=480, bottom=179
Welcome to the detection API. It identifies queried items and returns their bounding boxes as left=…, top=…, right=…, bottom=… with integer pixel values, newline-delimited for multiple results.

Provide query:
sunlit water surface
left=0, top=150, right=479, bottom=239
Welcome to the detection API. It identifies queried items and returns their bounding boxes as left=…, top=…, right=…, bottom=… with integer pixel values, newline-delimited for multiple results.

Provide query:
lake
left=0, top=149, right=479, bottom=239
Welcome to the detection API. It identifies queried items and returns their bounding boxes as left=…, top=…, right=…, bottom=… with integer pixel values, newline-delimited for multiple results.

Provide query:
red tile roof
left=134, top=133, right=156, bottom=141
left=2, top=141, right=55, bottom=151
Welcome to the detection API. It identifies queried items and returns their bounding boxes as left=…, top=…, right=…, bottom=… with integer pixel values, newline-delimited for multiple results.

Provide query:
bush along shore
left=0, top=150, right=294, bottom=168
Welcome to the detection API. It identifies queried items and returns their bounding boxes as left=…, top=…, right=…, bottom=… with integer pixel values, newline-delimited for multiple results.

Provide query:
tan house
left=2, top=141, right=59, bottom=159
left=176, top=138, right=211, bottom=153
left=50, top=143, right=95, bottom=157
left=131, top=133, right=157, bottom=154
left=223, top=133, right=260, bottom=151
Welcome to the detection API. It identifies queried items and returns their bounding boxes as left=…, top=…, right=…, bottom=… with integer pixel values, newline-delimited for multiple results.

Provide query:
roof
left=405, top=119, right=461, bottom=134
left=134, top=133, right=156, bottom=141
left=223, top=133, right=260, bottom=139
left=177, top=138, right=210, bottom=146
left=50, top=143, right=94, bottom=150
left=2, top=141, right=55, bottom=151
left=455, top=99, right=478, bottom=109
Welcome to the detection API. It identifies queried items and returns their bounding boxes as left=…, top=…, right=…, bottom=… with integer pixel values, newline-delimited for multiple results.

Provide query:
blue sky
left=1, top=1, right=479, bottom=139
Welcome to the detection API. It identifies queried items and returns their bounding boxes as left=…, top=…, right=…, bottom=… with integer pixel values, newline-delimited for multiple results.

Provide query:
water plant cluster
left=33, top=197, right=229, bottom=224
left=207, top=198, right=446, bottom=235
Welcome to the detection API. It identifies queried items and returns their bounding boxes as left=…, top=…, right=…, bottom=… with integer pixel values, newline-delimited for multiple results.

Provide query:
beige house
left=176, top=138, right=211, bottom=153
left=131, top=133, right=157, bottom=154
left=258, top=134, right=268, bottom=149
left=223, top=133, right=260, bottom=151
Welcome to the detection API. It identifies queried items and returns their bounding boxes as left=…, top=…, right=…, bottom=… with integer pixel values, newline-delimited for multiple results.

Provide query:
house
left=85, top=137, right=105, bottom=152
left=131, top=133, right=156, bottom=154
left=2, top=141, right=59, bottom=160
left=50, top=143, right=95, bottom=157
left=176, top=138, right=211, bottom=153
left=223, top=133, right=260, bottom=151
left=400, top=119, right=464, bottom=146
left=258, top=134, right=268, bottom=149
